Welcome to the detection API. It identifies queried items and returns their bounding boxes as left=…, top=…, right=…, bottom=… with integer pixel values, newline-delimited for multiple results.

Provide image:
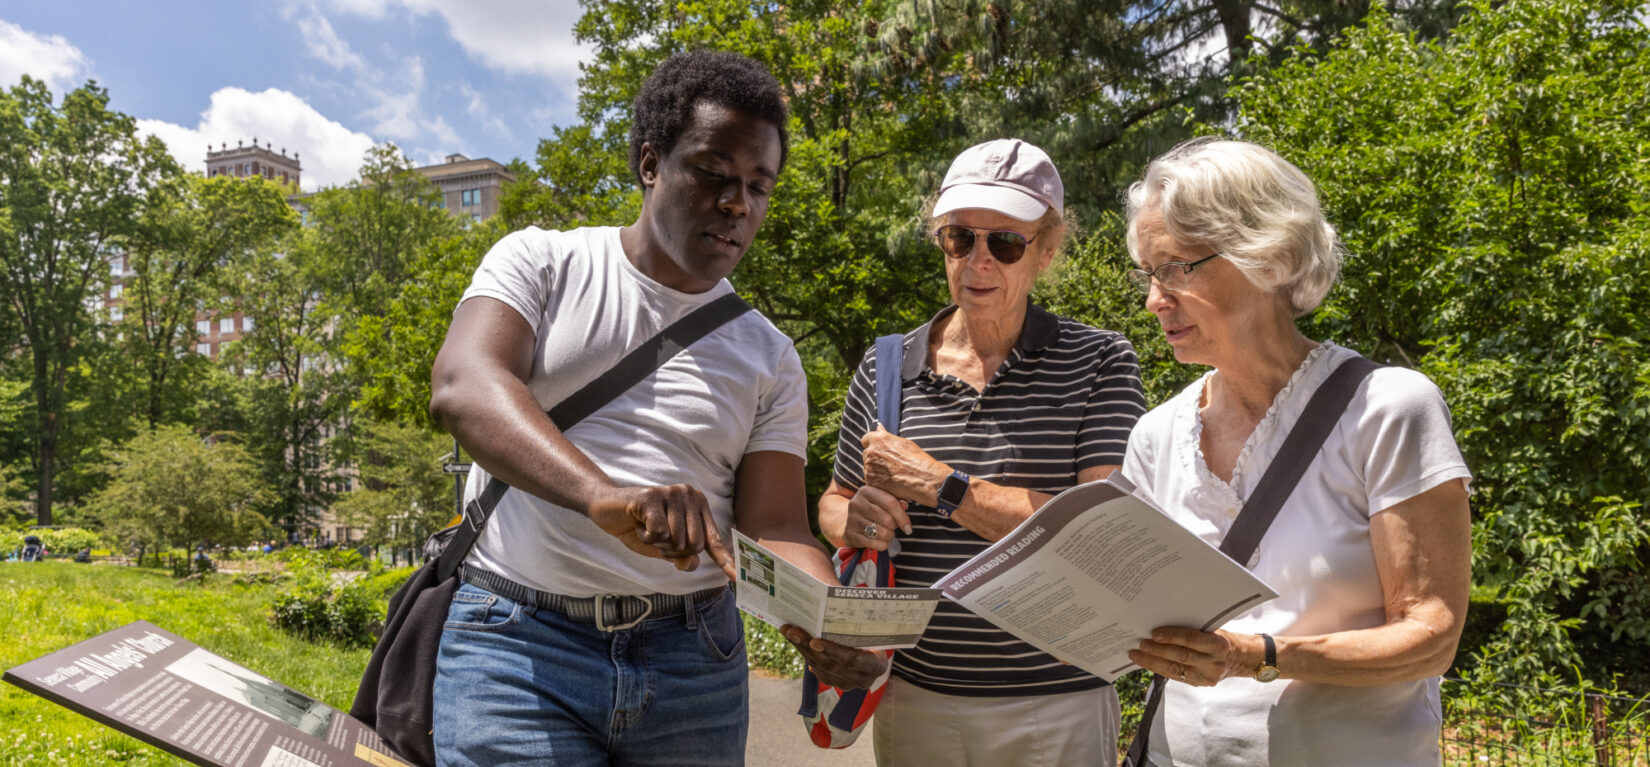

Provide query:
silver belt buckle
left=594, top=594, right=652, bottom=631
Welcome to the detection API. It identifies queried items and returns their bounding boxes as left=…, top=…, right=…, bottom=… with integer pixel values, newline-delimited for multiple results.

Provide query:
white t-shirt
left=1121, top=341, right=1471, bottom=767
left=456, top=226, right=808, bottom=597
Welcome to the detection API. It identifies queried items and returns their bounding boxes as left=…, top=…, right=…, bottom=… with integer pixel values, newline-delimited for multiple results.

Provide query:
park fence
left=1443, top=678, right=1650, bottom=766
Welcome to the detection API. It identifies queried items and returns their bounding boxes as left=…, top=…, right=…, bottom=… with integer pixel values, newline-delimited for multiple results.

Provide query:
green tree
left=0, top=77, right=177, bottom=525
left=117, top=173, right=299, bottom=428
left=0, top=466, right=23, bottom=526
left=86, top=423, right=275, bottom=557
left=1235, top=0, right=1650, bottom=688
left=224, top=245, right=349, bottom=534
left=496, top=124, right=639, bottom=232
left=309, top=145, right=462, bottom=436
left=330, top=419, right=454, bottom=552
left=304, top=144, right=458, bottom=326
left=0, top=376, right=28, bottom=524
left=343, top=221, right=505, bottom=424
left=869, top=0, right=1467, bottom=216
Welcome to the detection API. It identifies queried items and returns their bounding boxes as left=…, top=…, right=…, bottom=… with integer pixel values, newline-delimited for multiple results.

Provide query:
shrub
left=1237, top=0, right=1650, bottom=691
left=274, top=545, right=368, bottom=571
left=8, top=526, right=103, bottom=557
left=269, top=549, right=384, bottom=647
left=742, top=614, right=805, bottom=678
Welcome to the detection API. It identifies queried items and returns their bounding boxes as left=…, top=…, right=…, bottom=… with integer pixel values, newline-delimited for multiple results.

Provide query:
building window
left=110, top=284, right=123, bottom=299
left=196, top=343, right=209, bottom=356
left=221, top=317, right=234, bottom=333
left=237, top=163, right=245, bottom=176
left=461, top=188, right=479, bottom=206
left=242, top=316, right=254, bottom=332
left=196, top=320, right=210, bottom=335
left=110, top=306, right=123, bottom=322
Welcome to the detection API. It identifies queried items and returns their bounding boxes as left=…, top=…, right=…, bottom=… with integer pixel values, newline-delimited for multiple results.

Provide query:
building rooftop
left=414, top=154, right=516, bottom=183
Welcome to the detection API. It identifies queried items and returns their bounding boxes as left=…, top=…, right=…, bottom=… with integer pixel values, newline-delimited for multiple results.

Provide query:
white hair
left=1125, top=137, right=1343, bottom=316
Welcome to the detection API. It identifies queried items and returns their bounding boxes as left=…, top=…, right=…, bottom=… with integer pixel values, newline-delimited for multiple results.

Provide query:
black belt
left=462, top=567, right=728, bottom=632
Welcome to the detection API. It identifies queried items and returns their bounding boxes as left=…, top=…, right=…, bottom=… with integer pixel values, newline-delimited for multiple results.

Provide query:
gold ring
left=1179, top=667, right=1189, bottom=682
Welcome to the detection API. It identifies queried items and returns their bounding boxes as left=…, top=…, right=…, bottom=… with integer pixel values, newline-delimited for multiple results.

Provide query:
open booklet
left=733, top=530, right=942, bottom=650
left=939, top=477, right=1278, bottom=682
left=4, top=620, right=410, bottom=767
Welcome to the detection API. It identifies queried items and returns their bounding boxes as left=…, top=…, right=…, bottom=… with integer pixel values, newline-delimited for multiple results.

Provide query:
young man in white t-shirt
left=427, top=51, right=883, bottom=766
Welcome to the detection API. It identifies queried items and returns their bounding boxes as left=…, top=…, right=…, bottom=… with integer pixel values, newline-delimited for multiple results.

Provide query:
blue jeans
left=433, top=581, right=749, bottom=766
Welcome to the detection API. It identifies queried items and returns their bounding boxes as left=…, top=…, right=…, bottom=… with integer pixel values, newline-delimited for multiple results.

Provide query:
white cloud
left=0, top=20, right=92, bottom=93
left=283, top=4, right=471, bottom=156
left=136, top=87, right=377, bottom=191
left=355, top=54, right=459, bottom=149
left=322, top=0, right=591, bottom=91
left=293, top=11, right=367, bottom=72
left=458, top=82, right=511, bottom=139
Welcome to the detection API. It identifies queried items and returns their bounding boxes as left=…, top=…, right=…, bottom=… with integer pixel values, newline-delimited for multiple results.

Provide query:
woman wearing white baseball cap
left=818, top=138, right=1148, bottom=765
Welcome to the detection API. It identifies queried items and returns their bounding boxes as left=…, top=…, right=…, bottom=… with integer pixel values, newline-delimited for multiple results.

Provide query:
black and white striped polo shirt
left=831, top=302, right=1147, bottom=697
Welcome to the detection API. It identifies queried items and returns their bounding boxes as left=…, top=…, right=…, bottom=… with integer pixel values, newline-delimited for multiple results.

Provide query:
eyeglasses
left=1126, top=252, right=1222, bottom=295
left=934, top=225, right=1039, bottom=264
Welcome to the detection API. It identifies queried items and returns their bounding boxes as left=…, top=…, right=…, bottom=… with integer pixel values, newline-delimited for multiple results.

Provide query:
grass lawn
left=1, top=561, right=371, bottom=766
left=0, top=561, right=807, bottom=765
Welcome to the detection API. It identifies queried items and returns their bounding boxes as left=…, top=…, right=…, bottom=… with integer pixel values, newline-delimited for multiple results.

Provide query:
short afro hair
left=628, top=50, right=789, bottom=185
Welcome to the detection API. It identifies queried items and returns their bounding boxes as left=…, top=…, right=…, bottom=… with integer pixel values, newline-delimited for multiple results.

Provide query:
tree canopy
left=86, top=424, right=274, bottom=552
left=0, top=77, right=177, bottom=524
left=1238, top=0, right=1650, bottom=689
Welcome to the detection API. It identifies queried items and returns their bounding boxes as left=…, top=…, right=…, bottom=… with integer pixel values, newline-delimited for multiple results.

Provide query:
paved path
left=747, top=672, right=877, bottom=767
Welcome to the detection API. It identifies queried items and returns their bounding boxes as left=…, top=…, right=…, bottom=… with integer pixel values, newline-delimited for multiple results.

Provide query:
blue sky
left=0, top=1, right=593, bottom=190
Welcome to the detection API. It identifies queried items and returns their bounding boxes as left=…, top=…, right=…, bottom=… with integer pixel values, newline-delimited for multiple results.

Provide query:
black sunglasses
left=934, top=225, right=1039, bottom=264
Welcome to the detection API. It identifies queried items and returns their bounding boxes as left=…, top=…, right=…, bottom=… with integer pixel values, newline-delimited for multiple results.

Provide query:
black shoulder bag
left=1122, top=355, right=1379, bottom=767
left=351, top=293, right=751, bottom=766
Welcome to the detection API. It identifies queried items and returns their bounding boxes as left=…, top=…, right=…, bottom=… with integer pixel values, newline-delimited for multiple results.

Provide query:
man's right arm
left=429, top=296, right=732, bottom=575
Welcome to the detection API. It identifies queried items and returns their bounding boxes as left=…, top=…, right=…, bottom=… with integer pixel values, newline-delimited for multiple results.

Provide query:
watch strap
left=1254, top=633, right=1280, bottom=682
left=934, top=470, right=970, bottom=517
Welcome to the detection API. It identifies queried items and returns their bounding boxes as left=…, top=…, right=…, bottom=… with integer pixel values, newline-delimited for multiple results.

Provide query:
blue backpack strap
left=874, top=334, right=904, bottom=438
left=800, top=336, right=904, bottom=729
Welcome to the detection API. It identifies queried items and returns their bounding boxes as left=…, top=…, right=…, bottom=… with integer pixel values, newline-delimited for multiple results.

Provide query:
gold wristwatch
left=1254, top=633, right=1280, bottom=682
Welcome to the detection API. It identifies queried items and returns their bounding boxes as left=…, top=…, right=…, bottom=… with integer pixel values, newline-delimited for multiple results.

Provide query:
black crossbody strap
left=1125, top=354, right=1380, bottom=766
left=434, top=292, right=753, bottom=582
left=1217, top=355, right=1380, bottom=563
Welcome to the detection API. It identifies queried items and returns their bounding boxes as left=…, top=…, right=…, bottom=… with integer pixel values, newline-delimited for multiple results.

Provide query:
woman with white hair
left=1121, top=137, right=1473, bottom=766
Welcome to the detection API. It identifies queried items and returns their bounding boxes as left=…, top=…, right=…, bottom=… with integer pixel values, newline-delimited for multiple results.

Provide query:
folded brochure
left=733, top=530, right=942, bottom=650
left=938, top=477, right=1278, bottom=682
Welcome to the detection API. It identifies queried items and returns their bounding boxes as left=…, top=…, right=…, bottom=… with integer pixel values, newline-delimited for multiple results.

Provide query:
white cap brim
left=932, top=183, right=1050, bottom=222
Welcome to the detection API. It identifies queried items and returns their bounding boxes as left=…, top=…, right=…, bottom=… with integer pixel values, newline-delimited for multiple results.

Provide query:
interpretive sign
left=4, top=621, right=410, bottom=767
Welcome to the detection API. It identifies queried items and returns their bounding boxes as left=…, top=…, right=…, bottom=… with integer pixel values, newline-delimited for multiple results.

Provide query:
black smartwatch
left=934, top=470, right=970, bottom=519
